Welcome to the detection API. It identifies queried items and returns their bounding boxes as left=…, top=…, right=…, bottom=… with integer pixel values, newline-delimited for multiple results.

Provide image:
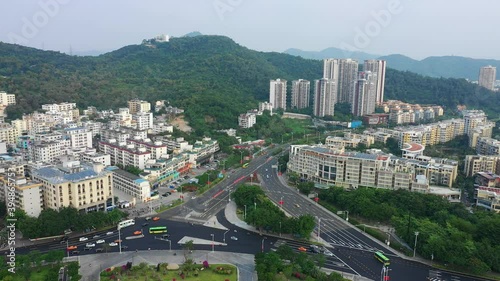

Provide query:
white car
left=96, top=239, right=105, bottom=244
left=323, top=251, right=334, bottom=257
left=79, top=237, right=88, bottom=242
left=230, top=236, right=238, bottom=241
left=191, top=196, right=196, bottom=199
left=85, top=243, right=95, bottom=247
left=109, top=242, right=118, bottom=247
left=93, top=235, right=100, bottom=239
left=106, top=231, right=114, bottom=235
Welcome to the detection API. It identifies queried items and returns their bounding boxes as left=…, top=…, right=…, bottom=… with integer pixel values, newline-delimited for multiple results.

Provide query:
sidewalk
left=75, top=250, right=256, bottom=281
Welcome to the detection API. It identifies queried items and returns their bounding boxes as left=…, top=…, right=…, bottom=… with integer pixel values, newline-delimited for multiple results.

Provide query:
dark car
left=71, top=251, right=80, bottom=255
left=121, top=246, right=129, bottom=250
left=142, top=222, right=149, bottom=227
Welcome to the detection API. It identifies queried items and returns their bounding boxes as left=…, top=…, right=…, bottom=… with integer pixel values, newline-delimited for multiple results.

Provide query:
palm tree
left=183, top=240, right=194, bottom=261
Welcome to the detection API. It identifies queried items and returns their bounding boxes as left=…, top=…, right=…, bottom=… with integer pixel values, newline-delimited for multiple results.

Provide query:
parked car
left=114, top=239, right=122, bottom=243
left=79, top=237, right=88, bottom=242
left=93, top=235, right=100, bottom=239
left=96, top=239, right=105, bottom=244
left=85, top=243, right=96, bottom=248
left=145, top=217, right=152, bottom=221
left=95, top=248, right=104, bottom=253
left=109, top=242, right=118, bottom=247
left=84, top=247, right=92, bottom=251
left=230, top=236, right=238, bottom=241
left=121, top=246, right=129, bottom=250
left=106, top=231, right=114, bottom=235
left=152, top=217, right=160, bottom=221
left=67, top=245, right=77, bottom=251
left=298, top=247, right=307, bottom=252
left=71, top=250, right=79, bottom=255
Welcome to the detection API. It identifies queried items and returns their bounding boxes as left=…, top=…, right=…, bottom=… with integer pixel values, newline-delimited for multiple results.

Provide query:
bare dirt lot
left=171, top=115, right=192, bottom=132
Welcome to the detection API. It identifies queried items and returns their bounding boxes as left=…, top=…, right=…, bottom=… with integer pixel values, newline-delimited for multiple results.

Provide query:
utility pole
left=317, top=217, right=321, bottom=242
left=413, top=231, right=419, bottom=257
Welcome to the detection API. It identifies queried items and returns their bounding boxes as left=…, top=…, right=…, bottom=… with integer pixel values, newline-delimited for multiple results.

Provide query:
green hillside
left=0, top=35, right=499, bottom=134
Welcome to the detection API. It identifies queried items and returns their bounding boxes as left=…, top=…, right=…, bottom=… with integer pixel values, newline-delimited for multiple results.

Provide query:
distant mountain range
left=284, top=47, right=500, bottom=80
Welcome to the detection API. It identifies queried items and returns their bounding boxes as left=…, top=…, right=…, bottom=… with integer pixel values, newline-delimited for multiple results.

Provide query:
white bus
left=117, top=219, right=135, bottom=230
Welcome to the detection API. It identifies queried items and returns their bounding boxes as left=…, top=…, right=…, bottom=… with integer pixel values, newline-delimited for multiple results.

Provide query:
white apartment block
left=0, top=175, right=43, bottom=217
left=476, top=137, right=500, bottom=156
left=463, top=110, right=488, bottom=135
left=106, top=166, right=151, bottom=202
left=161, top=137, right=193, bottom=154
left=32, top=161, right=113, bottom=213
left=82, top=151, right=111, bottom=166
left=132, top=112, right=153, bottom=130
left=42, top=102, right=76, bottom=112
left=464, top=155, right=500, bottom=177
left=128, top=99, right=151, bottom=114
left=82, top=121, right=103, bottom=137
left=363, top=60, right=386, bottom=104
left=352, top=71, right=377, bottom=117
left=238, top=113, right=256, bottom=128
left=288, top=145, right=457, bottom=189
left=127, top=138, right=168, bottom=160
left=32, top=140, right=70, bottom=163
left=98, top=139, right=152, bottom=169
left=152, top=122, right=174, bottom=134
left=475, top=187, right=500, bottom=212
left=144, top=154, right=191, bottom=184
left=0, top=123, right=20, bottom=145
left=325, top=134, right=374, bottom=149
left=258, top=102, right=273, bottom=115
left=0, top=91, right=16, bottom=106
left=100, top=127, right=148, bottom=143
left=380, top=100, right=444, bottom=125
left=64, top=127, right=92, bottom=149
left=269, top=79, right=287, bottom=110
left=190, top=137, right=220, bottom=164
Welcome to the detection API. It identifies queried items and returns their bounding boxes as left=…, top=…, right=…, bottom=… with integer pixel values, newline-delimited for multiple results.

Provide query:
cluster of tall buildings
left=268, top=59, right=386, bottom=118
left=0, top=98, right=221, bottom=217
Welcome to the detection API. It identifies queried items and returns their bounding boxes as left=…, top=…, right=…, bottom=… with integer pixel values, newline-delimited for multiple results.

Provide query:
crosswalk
left=428, top=269, right=462, bottom=281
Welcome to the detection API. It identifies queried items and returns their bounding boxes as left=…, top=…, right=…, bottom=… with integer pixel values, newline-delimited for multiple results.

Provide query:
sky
left=1, top=0, right=499, bottom=60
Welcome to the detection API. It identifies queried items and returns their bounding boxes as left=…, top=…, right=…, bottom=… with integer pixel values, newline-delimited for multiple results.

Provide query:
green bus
left=242, top=163, right=249, bottom=168
left=374, top=251, right=390, bottom=266
left=149, top=226, right=167, bottom=234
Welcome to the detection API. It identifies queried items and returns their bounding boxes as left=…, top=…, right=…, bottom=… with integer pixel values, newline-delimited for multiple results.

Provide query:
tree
left=183, top=240, right=194, bottom=261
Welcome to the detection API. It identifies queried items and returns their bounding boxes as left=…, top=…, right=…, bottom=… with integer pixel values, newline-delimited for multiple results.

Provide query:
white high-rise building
left=352, top=71, right=377, bottom=117
left=313, top=78, right=337, bottom=117
left=133, top=112, right=154, bottom=130
left=269, top=79, right=287, bottom=110
left=291, top=79, right=310, bottom=109
left=0, top=92, right=16, bottom=106
left=323, top=59, right=358, bottom=104
left=363, top=60, right=386, bottom=104
left=479, top=66, right=496, bottom=91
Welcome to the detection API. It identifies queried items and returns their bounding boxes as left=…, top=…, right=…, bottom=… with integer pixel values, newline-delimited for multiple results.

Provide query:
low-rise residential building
left=325, top=133, right=374, bottom=149
left=31, top=160, right=113, bottom=213
left=287, top=145, right=458, bottom=190
left=476, top=137, right=500, bottom=156
left=0, top=175, right=43, bottom=217
left=127, top=137, right=167, bottom=160
left=475, top=186, right=500, bottom=212
left=106, top=166, right=151, bottom=202
left=98, top=139, right=151, bottom=169
left=82, top=151, right=111, bottom=166
left=464, top=155, right=500, bottom=177
left=32, top=140, right=70, bottom=163
left=0, top=123, right=20, bottom=145
left=144, top=154, right=191, bottom=185
left=100, top=126, right=148, bottom=143
left=238, top=113, right=256, bottom=128
left=0, top=91, right=16, bottom=106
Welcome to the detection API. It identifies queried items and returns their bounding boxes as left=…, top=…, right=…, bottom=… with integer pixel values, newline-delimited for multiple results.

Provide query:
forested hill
left=0, top=35, right=499, bottom=133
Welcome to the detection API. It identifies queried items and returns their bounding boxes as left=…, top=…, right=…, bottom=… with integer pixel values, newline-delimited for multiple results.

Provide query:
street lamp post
left=317, top=217, right=321, bottom=242
left=254, top=201, right=257, bottom=210
left=223, top=230, right=229, bottom=243
left=413, top=231, right=419, bottom=257
left=244, top=205, right=247, bottom=220
left=118, top=227, right=122, bottom=254
left=166, top=239, right=171, bottom=251
left=386, top=231, right=391, bottom=246
left=345, top=211, right=349, bottom=221
left=261, top=237, right=267, bottom=252
left=211, top=234, right=215, bottom=252
left=279, top=221, right=282, bottom=237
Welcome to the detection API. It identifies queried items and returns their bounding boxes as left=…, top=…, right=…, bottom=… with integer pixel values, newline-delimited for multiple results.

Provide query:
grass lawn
left=100, top=263, right=237, bottom=281
left=156, top=199, right=182, bottom=213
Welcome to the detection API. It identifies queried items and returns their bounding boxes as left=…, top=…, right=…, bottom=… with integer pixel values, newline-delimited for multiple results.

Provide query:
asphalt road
left=13, top=145, right=495, bottom=281
left=257, top=158, right=492, bottom=281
